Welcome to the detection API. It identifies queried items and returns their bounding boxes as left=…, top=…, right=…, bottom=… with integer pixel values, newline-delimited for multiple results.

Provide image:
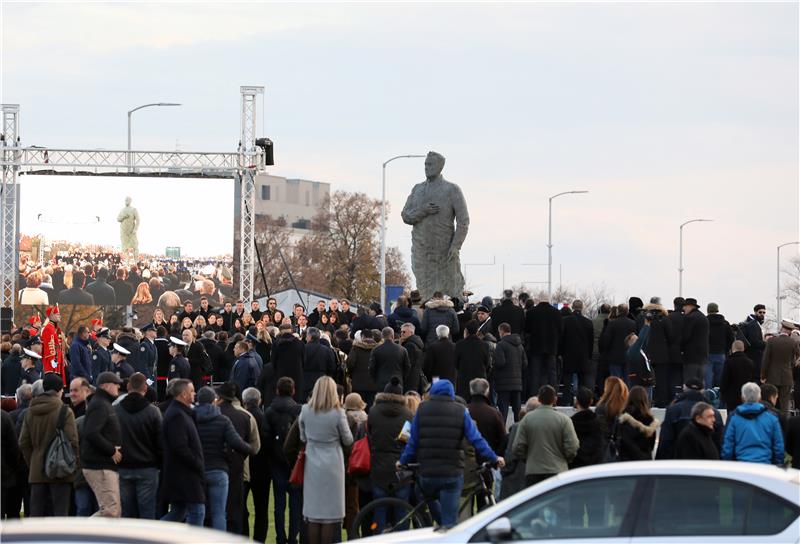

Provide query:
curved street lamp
left=678, top=218, right=713, bottom=297
left=548, top=191, right=588, bottom=300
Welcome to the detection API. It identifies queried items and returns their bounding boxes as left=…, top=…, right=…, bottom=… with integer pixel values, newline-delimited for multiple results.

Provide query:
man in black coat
left=400, top=324, right=425, bottom=394
left=706, top=302, right=734, bottom=389
left=600, top=303, right=636, bottom=382
left=302, top=328, right=337, bottom=399
left=199, top=331, right=227, bottom=383
left=1, top=345, right=22, bottom=396
left=719, top=341, right=757, bottom=411
left=559, top=300, right=594, bottom=406
left=525, top=299, right=563, bottom=396
left=454, top=321, right=490, bottom=400
left=739, top=304, right=767, bottom=375
left=423, top=325, right=457, bottom=383
left=490, top=290, right=525, bottom=337
left=466, top=378, right=507, bottom=456
left=493, top=322, right=527, bottom=422
left=655, top=379, right=723, bottom=460
left=674, top=401, right=719, bottom=460
left=680, top=298, right=709, bottom=384
left=641, top=299, right=676, bottom=408
left=81, top=371, right=123, bottom=517
left=369, top=327, right=412, bottom=393
left=270, top=324, right=306, bottom=402
left=58, top=270, right=95, bottom=305
left=85, top=268, right=116, bottom=306
left=110, top=268, right=134, bottom=307
left=160, top=379, right=206, bottom=525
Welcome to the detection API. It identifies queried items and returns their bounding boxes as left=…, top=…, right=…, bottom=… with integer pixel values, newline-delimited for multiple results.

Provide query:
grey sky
left=3, top=2, right=798, bottom=321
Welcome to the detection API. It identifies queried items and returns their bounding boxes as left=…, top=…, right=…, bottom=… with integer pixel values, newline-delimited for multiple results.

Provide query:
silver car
left=354, top=461, right=800, bottom=543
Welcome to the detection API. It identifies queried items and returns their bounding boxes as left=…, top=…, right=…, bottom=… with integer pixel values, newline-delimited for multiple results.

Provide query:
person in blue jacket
left=721, top=382, right=784, bottom=465
left=398, top=379, right=504, bottom=527
left=69, top=325, right=93, bottom=382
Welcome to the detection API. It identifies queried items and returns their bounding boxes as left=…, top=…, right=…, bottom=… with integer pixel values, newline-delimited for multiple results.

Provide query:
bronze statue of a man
left=401, top=151, right=469, bottom=300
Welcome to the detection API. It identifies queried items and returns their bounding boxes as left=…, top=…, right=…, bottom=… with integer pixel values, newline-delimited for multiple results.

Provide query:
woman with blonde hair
left=193, top=315, right=207, bottom=334
left=405, top=391, right=421, bottom=415
left=595, top=376, right=629, bottom=440
left=299, top=376, right=353, bottom=544
left=131, top=281, right=153, bottom=305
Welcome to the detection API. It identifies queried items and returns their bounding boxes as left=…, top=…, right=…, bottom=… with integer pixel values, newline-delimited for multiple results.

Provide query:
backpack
left=44, top=405, right=77, bottom=479
left=266, top=406, right=298, bottom=465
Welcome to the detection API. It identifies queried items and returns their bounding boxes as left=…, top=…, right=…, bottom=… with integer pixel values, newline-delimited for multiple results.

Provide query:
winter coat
left=741, top=316, right=766, bottom=369
left=231, top=351, right=260, bottom=392
left=592, top=312, right=609, bottom=359
left=655, top=389, right=723, bottom=460
left=512, top=405, right=579, bottom=475
left=721, top=402, right=784, bottom=464
left=559, top=311, right=594, bottom=374
left=423, top=337, right=456, bottom=383
left=114, top=392, right=163, bottom=468
left=707, top=313, right=735, bottom=355
left=641, top=304, right=673, bottom=365
left=58, top=286, right=94, bottom=305
left=454, top=335, right=490, bottom=399
left=1, top=352, right=22, bottom=396
left=466, top=395, right=507, bottom=456
left=194, top=403, right=252, bottom=473
left=675, top=421, right=719, bottom=460
left=346, top=340, right=378, bottom=393
left=600, top=316, right=637, bottom=365
left=185, top=341, right=212, bottom=391
left=500, top=422, right=526, bottom=500
left=401, top=335, right=425, bottom=393
left=492, top=334, right=527, bottom=392
left=525, top=302, right=563, bottom=356
left=303, top=341, right=338, bottom=397
left=85, top=277, right=116, bottom=306
left=299, top=406, right=353, bottom=521
left=161, top=400, right=205, bottom=503
left=490, top=300, right=525, bottom=337
left=617, top=411, right=659, bottom=461
left=569, top=409, right=604, bottom=468
left=420, top=299, right=460, bottom=345
left=68, top=338, right=93, bottom=381
left=271, top=333, right=305, bottom=402
left=263, top=395, right=302, bottom=472
left=199, top=338, right=228, bottom=383
left=719, top=352, right=757, bottom=411
left=387, top=306, right=421, bottom=334
left=681, top=310, right=709, bottom=366
left=18, top=392, right=79, bottom=483
left=81, top=388, right=122, bottom=470
left=761, top=334, right=800, bottom=386
left=369, top=340, right=411, bottom=393
left=367, top=392, right=413, bottom=489
left=1, top=409, right=20, bottom=490
left=785, top=415, right=800, bottom=469
left=666, top=310, right=684, bottom=365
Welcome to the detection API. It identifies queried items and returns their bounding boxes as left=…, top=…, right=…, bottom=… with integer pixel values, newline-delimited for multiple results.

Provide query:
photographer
left=625, top=315, right=655, bottom=397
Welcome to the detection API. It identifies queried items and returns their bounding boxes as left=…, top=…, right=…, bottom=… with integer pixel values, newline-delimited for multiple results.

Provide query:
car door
left=469, top=476, right=644, bottom=544
left=632, top=475, right=800, bottom=544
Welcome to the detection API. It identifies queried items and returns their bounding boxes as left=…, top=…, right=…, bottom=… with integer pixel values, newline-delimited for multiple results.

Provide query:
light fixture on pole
left=380, top=154, right=425, bottom=311
left=777, top=241, right=799, bottom=325
left=547, top=191, right=588, bottom=300
left=127, top=102, right=182, bottom=170
left=678, top=218, right=713, bottom=297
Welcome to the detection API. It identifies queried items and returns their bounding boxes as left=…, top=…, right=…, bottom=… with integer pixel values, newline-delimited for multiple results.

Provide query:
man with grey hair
left=721, top=382, right=784, bottom=464
left=674, top=402, right=719, bottom=460
left=370, top=327, right=411, bottom=394
left=399, top=322, right=425, bottom=393
left=467, top=378, right=507, bottom=456
left=302, top=327, right=337, bottom=399
left=424, top=325, right=456, bottom=383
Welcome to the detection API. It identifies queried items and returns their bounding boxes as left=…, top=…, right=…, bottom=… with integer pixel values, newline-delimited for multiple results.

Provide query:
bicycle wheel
left=350, top=497, right=432, bottom=538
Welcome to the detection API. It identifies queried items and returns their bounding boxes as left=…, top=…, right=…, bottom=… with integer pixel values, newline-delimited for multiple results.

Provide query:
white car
left=354, top=461, right=800, bottom=544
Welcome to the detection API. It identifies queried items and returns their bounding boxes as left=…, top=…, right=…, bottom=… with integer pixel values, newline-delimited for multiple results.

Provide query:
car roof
left=1, top=518, right=252, bottom=544
left=559, top=460, right=800, bottom=484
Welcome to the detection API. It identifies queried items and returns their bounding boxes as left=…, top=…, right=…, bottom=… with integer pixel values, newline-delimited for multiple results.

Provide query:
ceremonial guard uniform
left=40, top=305, right=67, bottom=385
left=154, top=335, right=171, bottom=401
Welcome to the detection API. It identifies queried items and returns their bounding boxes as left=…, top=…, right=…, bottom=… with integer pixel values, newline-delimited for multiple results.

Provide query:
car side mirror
left=485, top=517, right=512, bottom=543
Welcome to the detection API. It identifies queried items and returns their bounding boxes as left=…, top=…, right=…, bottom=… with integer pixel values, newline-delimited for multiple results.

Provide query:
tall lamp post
left=678, top=218, right=713, bottom=297
left=127, top=102, right=181, bottom=169
left=777, top=241, right=799, bottom=325
left=548, top=191, right=588, bottom=300
left=380, top=154, right=425, bottom=311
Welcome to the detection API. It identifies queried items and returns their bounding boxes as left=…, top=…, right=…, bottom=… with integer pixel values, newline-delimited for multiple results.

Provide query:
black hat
left=684, top=378, right=704, bottom=391
left=140, top=323, right=155, bottom=332
left=384, top=376, right=403, bottom=396
left=475, top=305, right=489, bottom=313
left=197, top=386, right=217, bottom=405
left=683, top=298, right=699, bottom=309
left=42, top=373, right=63, bottom=393
left=26, top=335, right=42, bottom=347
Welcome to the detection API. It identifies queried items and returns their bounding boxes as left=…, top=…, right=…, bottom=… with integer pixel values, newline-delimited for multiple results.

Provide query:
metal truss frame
left=0, top=86, right=266, bottom=325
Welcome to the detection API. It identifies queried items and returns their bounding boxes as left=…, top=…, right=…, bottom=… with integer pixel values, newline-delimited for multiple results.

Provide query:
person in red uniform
left=41, top=305, right=67, bottom=385
left=27, top=313, right=42, bottom=338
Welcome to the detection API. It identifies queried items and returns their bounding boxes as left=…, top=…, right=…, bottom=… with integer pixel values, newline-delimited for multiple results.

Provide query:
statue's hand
left=425, top=202, right=440, bottom=215
left=447, top=246, right=459, bottom=261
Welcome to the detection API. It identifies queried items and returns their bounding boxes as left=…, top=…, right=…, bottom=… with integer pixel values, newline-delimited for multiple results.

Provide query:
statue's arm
left=449, top=185, right=470, bottom=250
left=401, top=187, right=426, bottom=225
left=117, top=209, right=126, bottom=222
left=132, top=209, right=140, bottom=231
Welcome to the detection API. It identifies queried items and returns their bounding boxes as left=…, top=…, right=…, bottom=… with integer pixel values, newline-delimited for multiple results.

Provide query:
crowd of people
left=17, top=251, right=234, bottom=307
left=1, top=288, right=799, bottom=544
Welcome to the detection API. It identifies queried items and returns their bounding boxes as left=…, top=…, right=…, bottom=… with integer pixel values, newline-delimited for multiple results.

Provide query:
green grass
left=244, top=487, right=347, bottom=543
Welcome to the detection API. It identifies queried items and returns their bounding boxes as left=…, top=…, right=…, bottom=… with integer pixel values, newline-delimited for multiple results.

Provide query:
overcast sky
left=3, top=2, right=798, bottom=321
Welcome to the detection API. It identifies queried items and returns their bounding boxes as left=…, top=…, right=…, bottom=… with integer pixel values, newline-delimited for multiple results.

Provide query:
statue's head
left=424, top=151, right=445, bottom=179
left=125, top=196, right=132, bottom=206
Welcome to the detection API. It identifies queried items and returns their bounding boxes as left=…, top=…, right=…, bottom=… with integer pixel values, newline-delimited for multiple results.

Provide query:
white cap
left=22, top=348, right=41, bottom=359
left=169, top=336, right=188, bottom=347
left=112, top=343, right=131, bottom=355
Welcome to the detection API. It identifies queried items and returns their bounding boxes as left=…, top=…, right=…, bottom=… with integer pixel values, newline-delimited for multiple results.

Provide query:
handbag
left=289, top=447, right=305, bottom=487
left=348, top=423, right=370, bottom=476
left=603, top=419, right=622, bottom=463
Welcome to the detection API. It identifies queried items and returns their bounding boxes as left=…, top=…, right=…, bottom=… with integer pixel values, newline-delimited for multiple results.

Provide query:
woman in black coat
left=616, top=386, right=660, bottom=461
left=569, top=387, right=604, bottom=468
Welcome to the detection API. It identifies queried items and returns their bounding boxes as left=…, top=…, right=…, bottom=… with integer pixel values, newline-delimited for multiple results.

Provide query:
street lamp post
left=127, top=102, right=181, bottom=169
left=548, top=191, right=588, bottom=300
left=380, top=154, right=425, bottom=311
left=777, top=241, right=799, bottom=325
left=678, top=218, right=713, bottom=297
